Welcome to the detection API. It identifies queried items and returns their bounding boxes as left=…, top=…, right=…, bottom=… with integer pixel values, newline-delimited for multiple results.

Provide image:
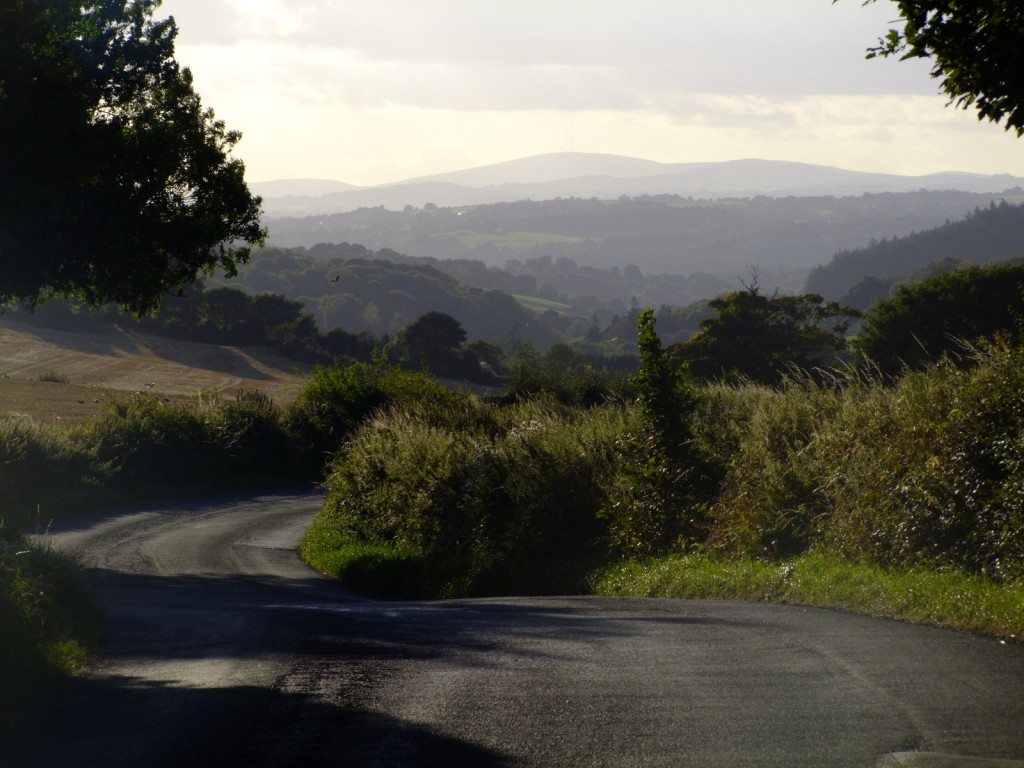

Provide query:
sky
left=157, top=0, right=1024, bottom=186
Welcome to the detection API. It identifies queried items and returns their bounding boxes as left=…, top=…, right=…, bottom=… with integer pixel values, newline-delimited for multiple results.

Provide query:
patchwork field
left=0, top=319, right=312, bottom=426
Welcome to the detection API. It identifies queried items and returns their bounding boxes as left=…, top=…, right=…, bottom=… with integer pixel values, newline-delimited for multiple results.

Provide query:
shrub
left=84, top=392, right=214, bottom=487
left=0, top=527, right=100, bottom=722
left=36, top=371, right=69, bottom=384
left=286, top=360, right=461, bottom=467
left=505, top=363, right=634, bottom=407
left=701, top=378, right=839, bottom=559
left=308, top=398, right=628, bottom=596
left=854, top=262, right=1024, bottom=376
left=0, top=417, right=93, bottom=526
left=817, top=341, right=1024, bottom=579
left=700, top=341, right=1024, bottom=579
left=209, top=390, right=296, bottom=481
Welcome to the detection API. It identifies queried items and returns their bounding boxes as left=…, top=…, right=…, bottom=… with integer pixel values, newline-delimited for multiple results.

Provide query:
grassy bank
left=592, top=554, right=1023, bottom=641
left=0, top=528, right=100, bottom=725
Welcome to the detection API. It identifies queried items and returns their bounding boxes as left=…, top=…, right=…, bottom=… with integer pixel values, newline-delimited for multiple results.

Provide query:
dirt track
left=0, top=319, right=311, bottom=424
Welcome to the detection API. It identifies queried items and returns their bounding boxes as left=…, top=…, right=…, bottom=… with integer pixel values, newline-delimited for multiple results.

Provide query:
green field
left=456, top=230, right=588, bottom=250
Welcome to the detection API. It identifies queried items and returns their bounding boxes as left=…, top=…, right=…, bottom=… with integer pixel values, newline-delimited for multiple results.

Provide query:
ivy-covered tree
left=855, top=0, right=1024, bottom=135
left=854, top=262, right=1024, bottom=375
left=0, top=0, right=265, bottom=313
left=603, top=308, right=714, bottom=555
left=672, top=285, right=859, bottom=385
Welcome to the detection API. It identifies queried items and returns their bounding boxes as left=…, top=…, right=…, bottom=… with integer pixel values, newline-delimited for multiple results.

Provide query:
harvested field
left=0, top=319, right=312, bottom=426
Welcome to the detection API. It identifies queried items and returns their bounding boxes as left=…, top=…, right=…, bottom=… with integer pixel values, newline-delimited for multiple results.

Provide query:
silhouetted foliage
left=392, top=312, right=466, bottom=368
left=0, top=0, right=265, bottom=313
left=857, top=0, right=1024, bottom=135
left=672, top=285, right=859, bottom=385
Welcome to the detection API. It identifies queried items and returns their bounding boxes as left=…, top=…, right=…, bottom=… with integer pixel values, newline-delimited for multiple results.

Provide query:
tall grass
left=700, top=341, right=1024, bottom=580
left=592, top=553, right=1024, bottom=641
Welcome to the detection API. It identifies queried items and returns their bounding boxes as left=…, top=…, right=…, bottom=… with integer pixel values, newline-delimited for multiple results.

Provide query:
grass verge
left=591, top=553, right=1023, bottom=641
left=0, top=529, right=101, bottom=726
left=300, top=519, right=441, bottom=599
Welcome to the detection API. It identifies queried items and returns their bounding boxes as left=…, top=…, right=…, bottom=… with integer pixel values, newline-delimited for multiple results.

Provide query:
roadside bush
left=0, top=526, right=99, bottom=722
left=210, top=390, right=296, bottom=481
left=0, top=418, right=93, bottom=527
left=85, top=392, right=214, bottom=487
left=307, top=398, right=628, bottom=596
left=699, top=341, right=1024, bottom=580
left=601, top=309, right=717, bottom=556
left=702, top=378, right=839, bottom=559
left=286, top=360, right=462, bottom=467
left=817, top=342, right=1024, bottom=579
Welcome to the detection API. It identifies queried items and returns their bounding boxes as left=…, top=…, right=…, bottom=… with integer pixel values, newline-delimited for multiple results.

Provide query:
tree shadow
left=79, top=568, right=721, bottom=669
left=0, top=317, right=144, bottom=357
left=139, top=335, right=276, bottom=381
left=0, top=675, right=514, bottom=768
left=1, top=552, right=729, bottom=768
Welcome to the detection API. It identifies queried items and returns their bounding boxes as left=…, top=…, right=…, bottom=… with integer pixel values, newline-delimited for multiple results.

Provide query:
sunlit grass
left=513, top=295, right=583, bottom=316
left=591, top=553, right=1024, bottom=640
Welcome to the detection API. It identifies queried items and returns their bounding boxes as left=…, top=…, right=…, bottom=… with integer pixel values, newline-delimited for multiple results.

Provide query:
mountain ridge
left=255, top=153, right=1024, bottom=217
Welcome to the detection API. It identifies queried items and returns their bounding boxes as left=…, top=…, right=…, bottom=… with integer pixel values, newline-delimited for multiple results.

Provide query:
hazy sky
left=157, top=0, right=1024, bottom=185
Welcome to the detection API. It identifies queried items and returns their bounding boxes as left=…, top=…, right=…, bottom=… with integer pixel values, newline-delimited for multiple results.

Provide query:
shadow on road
left=80, top=566, right=724, bottom=668
left=2, top=565, right=718, bottom=767
left=1, top=674, right=513, bottom=768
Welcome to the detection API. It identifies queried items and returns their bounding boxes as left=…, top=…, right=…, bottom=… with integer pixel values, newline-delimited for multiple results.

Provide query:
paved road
left=3, top=493, right=1024, bottom=767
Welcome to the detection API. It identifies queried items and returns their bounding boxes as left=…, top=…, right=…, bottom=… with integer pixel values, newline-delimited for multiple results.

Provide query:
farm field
left=0, top=319, right=311, bottom=426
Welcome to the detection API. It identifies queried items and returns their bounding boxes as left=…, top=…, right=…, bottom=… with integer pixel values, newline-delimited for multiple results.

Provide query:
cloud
left=157, top=0, right=1024, bottom=185
left=164, top=0, right=935, bottom=103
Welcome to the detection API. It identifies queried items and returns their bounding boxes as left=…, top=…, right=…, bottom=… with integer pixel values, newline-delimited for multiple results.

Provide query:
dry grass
left=0, top=378, right=131, bottom=427
left=0, top=320, right=310, bottom=425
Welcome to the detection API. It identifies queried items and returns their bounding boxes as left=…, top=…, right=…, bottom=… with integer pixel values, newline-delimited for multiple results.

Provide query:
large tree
left=856, top=0, right=1024, bottom=135
left=0, top=0, right=265, bottom=314
left=672, top=285, right=859, bottom=385
left=393, top=311, right=468, bottom=371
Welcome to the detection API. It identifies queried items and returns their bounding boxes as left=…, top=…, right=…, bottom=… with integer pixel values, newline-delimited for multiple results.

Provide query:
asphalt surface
left=2, top=492, right=1024, bottom=767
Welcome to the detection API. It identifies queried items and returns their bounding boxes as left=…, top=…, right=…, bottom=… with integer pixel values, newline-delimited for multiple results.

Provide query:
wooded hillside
left=806, top=201, right=1024, bottom=301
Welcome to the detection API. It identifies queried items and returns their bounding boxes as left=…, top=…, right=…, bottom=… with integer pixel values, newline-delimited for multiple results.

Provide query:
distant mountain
left=256, top=153, right=1024, bottom=217
left=250, top=178, right=360, bottom=199
left=407, top=152, right=701, bottom=187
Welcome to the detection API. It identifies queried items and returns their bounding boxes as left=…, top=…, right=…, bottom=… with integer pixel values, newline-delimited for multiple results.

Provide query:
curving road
left=3, top=493, right=1024, bottom=767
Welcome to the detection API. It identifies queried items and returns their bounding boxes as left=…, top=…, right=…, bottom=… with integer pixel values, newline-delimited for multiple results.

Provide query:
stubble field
left=0, top=319, right=311, bottom=426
